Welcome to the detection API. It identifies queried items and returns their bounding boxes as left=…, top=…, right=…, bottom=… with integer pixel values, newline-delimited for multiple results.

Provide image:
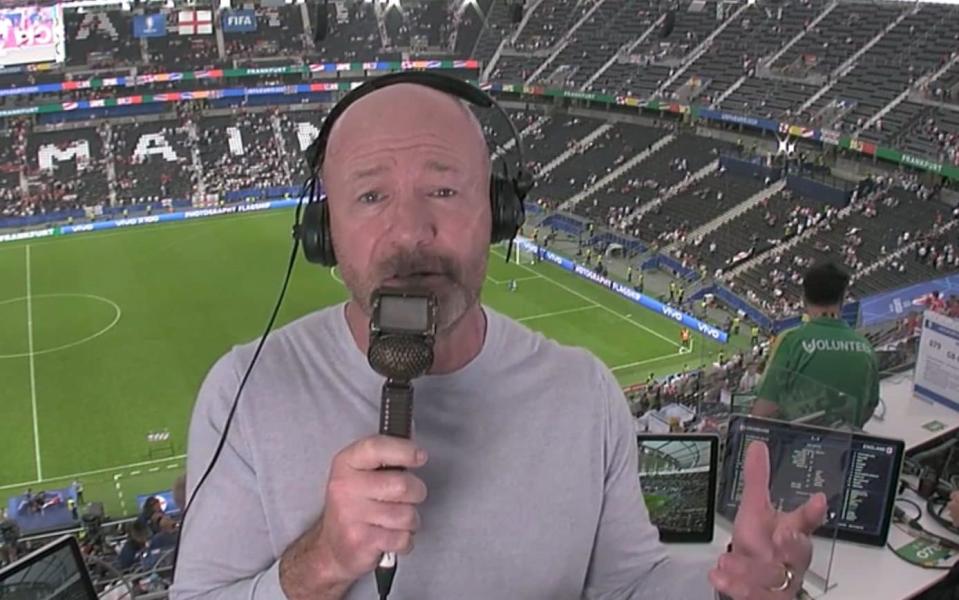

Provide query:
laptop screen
left=0, top=535, right=97, bottom=600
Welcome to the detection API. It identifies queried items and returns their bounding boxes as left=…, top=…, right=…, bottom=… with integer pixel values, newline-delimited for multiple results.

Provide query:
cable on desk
left=927, top=494, right=959, bottom=539
left=896, top=497, right=924, bottom=526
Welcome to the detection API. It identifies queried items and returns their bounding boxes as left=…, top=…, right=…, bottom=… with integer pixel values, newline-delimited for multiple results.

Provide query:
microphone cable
left=171, top=177, right=312, bottom=582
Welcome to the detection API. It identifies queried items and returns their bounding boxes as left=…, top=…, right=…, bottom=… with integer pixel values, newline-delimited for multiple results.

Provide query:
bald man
left=171, top=81, right=826, bottom=600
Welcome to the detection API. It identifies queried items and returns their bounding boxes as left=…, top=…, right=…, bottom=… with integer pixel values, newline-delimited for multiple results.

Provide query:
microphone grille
left=368, top=334, right=434, bottom=380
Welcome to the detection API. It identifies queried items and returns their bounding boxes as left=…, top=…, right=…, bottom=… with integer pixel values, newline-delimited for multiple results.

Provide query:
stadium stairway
left=535, top=121, right=616, bottom=180
left=270, top=114, right=294, bottom=183
left=864, top=52, right=959, bottom=134
left=449, top=0, right=476, bottom=52
left=187, top=120, right=205, bottom=201
left=797, top=4, right=915, bottom=116
left=472, top=0, right=513, bottom=70
left=628, top=158, right=720, bottom=220
left=557, top=132, right=675, bottom=212
left=492, top=114, right=550, bottom=159
left=373, top=1, right=391, bottom=49
left=525, top=0, right=610, bottom=85
left=852, top=219, right=959, bottom=285
left=103, top=123, right=118, bottom=205
left=581, top=14, right=666, bottom=92
left=215, top=13, right=227, bottom=58
left=653, top=2, right=752, bottom=100
left=667, top=179, right=788, bottom=252
left=724, top=198, right=858, bottom=281
left=510, top=0, right=548, bottom=47
left=760, top=0, right=839, bottom=70
left=483, top=38, right=509, bottom=82
left=711, top=75, right=747, bottom=109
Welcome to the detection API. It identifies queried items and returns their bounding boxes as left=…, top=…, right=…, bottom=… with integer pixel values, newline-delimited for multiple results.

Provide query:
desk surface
left=673, top=375, right=959, bottom=599
left=678, top=497, right=956, bottom=600
left=865, top=375, right=959, bottom=449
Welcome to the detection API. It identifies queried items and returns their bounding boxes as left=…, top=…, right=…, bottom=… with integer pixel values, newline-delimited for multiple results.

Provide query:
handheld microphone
left=366, top=288, right=437, bottom=600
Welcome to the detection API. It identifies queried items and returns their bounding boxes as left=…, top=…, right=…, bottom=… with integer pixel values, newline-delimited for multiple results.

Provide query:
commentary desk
left=676, top=374, right=959, bottom=599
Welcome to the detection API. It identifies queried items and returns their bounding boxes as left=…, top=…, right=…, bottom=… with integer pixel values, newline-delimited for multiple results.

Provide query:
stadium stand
left=638, top=471, right=711, bottom=532
left=147, top=23, right=220, bottom=68
left=225, top=5, right=309, bottom=59
left=533, top=121, right=666, bottom=210
left=452, top=0, right=494, bottom=58
left=575, top=133, right=731, bottom=226
left=0, top=121, right=25, bottom=218
left=400, top=0, right=451, bottom=48
left=64, top=9, right=142, bottom=68
left=25, top=125, right=111, bottom=212
left=521, top=113, right=608, bottom=173
left=276, top=109, right=326, bottom=180
left=0, top=0, right=957, bottom=324
left=731, top=177, right=948, bottom=317
left=635, top=171, right=768, bottom=245
left=311, top=0, right=385, bottom=61
left=536, top=0, right=657, bottom=90
left=494, top=0, right=587, bottom=83
left=197, top=111, right=291, bottom=197
left=470, top=0, right=515, bottom=67
left=112, top=118, right=196, bottom=205
left=852, top=222, right=959, bottom=297
left=691, top=187, right=828, bottom=275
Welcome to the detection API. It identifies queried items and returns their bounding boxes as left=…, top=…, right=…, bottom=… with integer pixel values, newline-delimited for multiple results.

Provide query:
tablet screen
left=637, top=434, right=718, bottom=543
left=718, top=415, right=905, bottom=546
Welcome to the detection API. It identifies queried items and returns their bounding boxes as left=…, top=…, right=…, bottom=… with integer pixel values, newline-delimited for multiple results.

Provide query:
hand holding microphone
left=278, top=434, right=430, bottom=600
left=278, top=288, right=435, bottom=600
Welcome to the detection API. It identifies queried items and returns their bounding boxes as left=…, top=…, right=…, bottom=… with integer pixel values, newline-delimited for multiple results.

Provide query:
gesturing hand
left=710, top=441, right=828, bottom=599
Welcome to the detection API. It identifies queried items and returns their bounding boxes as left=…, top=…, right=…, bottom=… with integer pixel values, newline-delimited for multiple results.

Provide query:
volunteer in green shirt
left=753, top=262, right=880, bottom=427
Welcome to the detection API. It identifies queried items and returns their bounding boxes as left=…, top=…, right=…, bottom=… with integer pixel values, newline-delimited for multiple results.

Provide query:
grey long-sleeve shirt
left=170, top=303, right=716, bottom=599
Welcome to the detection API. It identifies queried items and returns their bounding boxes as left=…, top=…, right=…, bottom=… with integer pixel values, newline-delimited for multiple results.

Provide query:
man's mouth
left=387, top=271, right=447, bottom=282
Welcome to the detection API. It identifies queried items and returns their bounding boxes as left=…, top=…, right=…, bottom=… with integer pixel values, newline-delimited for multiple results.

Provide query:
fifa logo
left=227, top=15, right=254, bottom=27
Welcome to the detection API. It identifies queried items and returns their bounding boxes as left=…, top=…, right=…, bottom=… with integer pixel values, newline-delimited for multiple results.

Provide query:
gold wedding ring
left=769, top=564, right=794, bottom=592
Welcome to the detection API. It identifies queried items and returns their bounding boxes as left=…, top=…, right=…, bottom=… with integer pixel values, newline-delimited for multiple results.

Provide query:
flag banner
left=178, top=10, right=212, bottom=35
left=222, top=9, right=256, bottom=33
left=133, top=13, right=166, bottom=38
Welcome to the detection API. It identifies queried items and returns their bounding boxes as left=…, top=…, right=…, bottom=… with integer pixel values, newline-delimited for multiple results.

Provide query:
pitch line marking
left=517, top=305, right=599, bottom=322
left=487, top=274, right=542, bottom=284
left=0, top=455, right=187, bottom=492
left=0, top=207, right=288, bottom=254
left=0, top=294, right=122, bottom=359
left=25, top=245, right=41, bottom=480
left=611, top=339, right=696, bottom=373
left=610, top=350, right=686, bottom=372
left=491, top=248, right=681, bottom=348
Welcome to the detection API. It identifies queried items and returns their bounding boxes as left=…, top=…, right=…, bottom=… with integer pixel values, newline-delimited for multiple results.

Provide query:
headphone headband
left=297, top=71, right=532, bottom=266
left=307, top=71, right=527, bottom=180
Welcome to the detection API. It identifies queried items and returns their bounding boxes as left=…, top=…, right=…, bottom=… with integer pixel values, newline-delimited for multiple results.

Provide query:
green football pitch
left=0, top=209, right=729, bottom=516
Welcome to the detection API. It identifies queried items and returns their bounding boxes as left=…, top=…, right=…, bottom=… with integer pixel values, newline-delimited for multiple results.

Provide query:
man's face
left=322, top=84, right=492, bottom=331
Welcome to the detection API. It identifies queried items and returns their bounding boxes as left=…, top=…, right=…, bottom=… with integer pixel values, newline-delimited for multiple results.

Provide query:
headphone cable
left=171, top=179, right=310, bottom=582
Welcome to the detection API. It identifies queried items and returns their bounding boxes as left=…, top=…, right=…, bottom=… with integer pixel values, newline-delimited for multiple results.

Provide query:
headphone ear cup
left=301, top=201, right=337, bottom=266
left=489, top=174, right=526, bottom=244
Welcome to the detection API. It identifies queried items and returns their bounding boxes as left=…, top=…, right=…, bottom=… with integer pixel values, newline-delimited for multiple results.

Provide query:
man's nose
left=386, top=193, right=437, bottom=249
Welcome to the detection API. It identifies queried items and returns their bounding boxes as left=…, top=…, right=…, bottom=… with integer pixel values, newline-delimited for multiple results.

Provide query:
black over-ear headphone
left=294, top=70, right=533, bottom=266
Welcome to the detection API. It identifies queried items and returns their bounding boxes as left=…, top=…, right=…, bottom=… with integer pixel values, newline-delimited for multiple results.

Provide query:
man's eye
left=431, top=188, right=457, bottom=198
left=358, top=191, right=382, bottom=204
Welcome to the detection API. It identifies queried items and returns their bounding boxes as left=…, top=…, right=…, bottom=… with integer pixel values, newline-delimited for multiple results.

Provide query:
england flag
left=178, top=10, right=213, bottom=35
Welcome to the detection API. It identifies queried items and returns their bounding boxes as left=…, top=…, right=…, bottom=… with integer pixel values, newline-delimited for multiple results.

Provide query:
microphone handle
left=376, top=380, right=414, bottom=593
left=379, top=379, right=414, bottom=439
